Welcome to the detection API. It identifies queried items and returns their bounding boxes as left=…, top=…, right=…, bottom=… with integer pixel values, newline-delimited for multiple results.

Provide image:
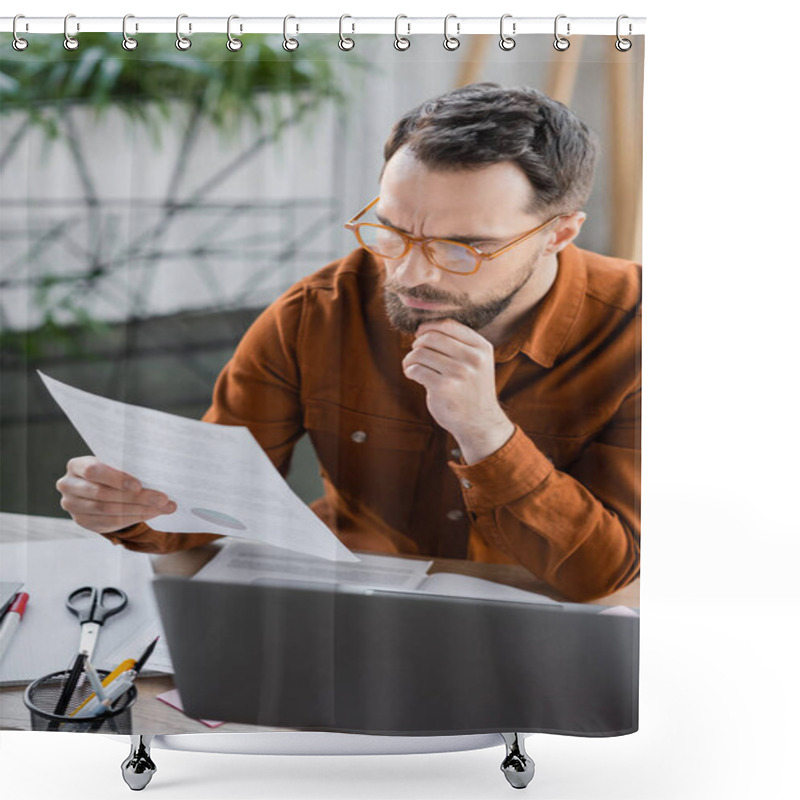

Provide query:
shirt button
left=460, top=479, right=472, bottom=490
left=446, top=509, right=464, bottom=521
left=450, top=447, right=462, bottom=460
left=350, top=430, right=368, bottom=443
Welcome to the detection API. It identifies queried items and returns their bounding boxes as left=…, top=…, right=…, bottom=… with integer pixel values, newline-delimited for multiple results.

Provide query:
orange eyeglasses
left=345, top=197, right=563, bottom=276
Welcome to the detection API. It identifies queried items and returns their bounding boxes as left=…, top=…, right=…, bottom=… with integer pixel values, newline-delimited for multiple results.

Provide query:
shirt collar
left=494, top=243, right=587, bottom=367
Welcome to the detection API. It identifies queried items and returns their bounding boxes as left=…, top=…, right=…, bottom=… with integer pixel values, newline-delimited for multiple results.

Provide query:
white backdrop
left=2, top=1, right=799, bottom=799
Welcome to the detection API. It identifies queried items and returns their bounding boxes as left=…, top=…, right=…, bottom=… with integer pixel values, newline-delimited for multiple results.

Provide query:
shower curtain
left=0, top=23, right=643, bottom=744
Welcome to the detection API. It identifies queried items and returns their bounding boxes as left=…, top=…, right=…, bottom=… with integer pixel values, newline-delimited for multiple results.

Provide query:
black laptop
left=153, top=574, right=639, bottom=737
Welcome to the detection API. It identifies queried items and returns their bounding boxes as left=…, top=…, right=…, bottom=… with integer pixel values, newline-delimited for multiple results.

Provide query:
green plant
left=0, top=33, right=361, bottom=358
left=0, top=33, right=349, bottom=141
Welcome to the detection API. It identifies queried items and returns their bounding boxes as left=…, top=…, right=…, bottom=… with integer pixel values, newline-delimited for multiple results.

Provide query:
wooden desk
left=0, top=513, right=639, bottom=732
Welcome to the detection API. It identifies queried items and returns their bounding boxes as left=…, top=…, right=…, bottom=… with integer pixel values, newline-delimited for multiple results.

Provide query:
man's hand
left=56, top=456, right=176, bottom=534
left=402, top=319, right=515, bottom=464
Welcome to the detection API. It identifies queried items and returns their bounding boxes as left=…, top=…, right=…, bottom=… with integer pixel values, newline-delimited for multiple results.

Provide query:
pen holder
left=23, top=668, right=137, bottom=733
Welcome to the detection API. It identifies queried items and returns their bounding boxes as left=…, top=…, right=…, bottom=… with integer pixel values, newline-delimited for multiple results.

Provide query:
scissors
left=66, top=585, right=128, bottom=662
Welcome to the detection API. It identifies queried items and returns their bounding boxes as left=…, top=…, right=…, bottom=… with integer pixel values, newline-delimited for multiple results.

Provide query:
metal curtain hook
left=175, top=13, right=192, bottom=50
left=443, top=14, right=460, bottom=51
left=615, top=15, right=632, bottom=51
left=499, top=14, right=516, bottom=51
left=122, top=15, right=138, bottom=51
left=283, top=15, right=299, bottom=51
left=338, top=15, right=355, bottom=50
left=394, top=15, right=410, bottom=51
left=63, top=13, right=79, bottom=51
left=553, top=14, right=570, bottom=51
left=227, top=15, right=243, bottom=51
left=12, top=14, right=29, bottom=51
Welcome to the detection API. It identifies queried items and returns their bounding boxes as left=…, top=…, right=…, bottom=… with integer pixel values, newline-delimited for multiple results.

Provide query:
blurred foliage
left=0, top=33, right=360, bottom=358
left=0, top=32, right=354, bottom=142
left=0, top=273, right=114, bottom=361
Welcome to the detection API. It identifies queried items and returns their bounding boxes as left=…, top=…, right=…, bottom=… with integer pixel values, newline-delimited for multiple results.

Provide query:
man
left=55, top=83, right=641, bottom=603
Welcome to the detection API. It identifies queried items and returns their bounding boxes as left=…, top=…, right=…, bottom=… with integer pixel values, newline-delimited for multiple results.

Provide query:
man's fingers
left=60, top=494, right=176, bottom=519
left=67, top=456, right=142, bottom=492
left=415, top=318, right=491, bottom=348
left=411, top=329, right=479, bottom=362
left=412, top=327, right=493, bottom=372
left=58, top=456, right=175, bottom=535
left=403, top=359, right=447, bottom=391
left=68, top=511, right=168, bottom=536
left=57, top=475, right=171, bottom=508
left=404, top=349, right=443, bottom=375
left=403, top=362, right=432, bottom=388
left=404, top=347, right=473, bottom=378
left=412, top=331, right=460, bottom=357
left=59, top=491, right=178, bottom=536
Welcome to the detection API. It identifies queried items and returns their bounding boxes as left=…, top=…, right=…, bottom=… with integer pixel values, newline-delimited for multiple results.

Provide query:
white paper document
left=39, top=372, right=358, bottom=563
left=412, top=572, right=560, bottom=605
left=192, top=540, right=558, bottom=605
left=101, top=613, right=173, bottom=676
left=193, top=539, right=433, bottom=590
left=0, top=539, right=166, bottom=685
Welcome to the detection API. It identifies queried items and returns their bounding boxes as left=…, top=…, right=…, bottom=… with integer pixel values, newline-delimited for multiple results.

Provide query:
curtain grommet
left=553, top=14, right=570, bottom=51
left=12, top=15, right=29, bottom=51
left=121, top=14, right=138, bottom=51
left=226, top=15, right=243, bottom=51
left=394, top=15, right=411, bottom=51
left=175, top=14, right=192, bottom=50
left=499, top=14, right=516, bottom=51
left=443, top=14, right=460, bottom=51
left=615, top=15, right=632, bottom=51
left=283, top=15, right=299, bottom=51
left=338, top=15, right=355, bottom=51
left=63, top=13, right=79, bottom=51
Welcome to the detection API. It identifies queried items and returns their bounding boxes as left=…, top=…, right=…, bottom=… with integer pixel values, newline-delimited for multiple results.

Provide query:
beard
left=382, top=250, right=541, bottom=334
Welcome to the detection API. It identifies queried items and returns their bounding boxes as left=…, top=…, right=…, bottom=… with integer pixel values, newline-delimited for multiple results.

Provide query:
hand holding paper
left=42, top=372, right=357, bottom=563
left=57, top=455, right=178, bottom=534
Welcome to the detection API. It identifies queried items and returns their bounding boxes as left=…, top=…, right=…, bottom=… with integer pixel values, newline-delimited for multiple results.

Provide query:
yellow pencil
left=69, top=659, right=134, bottom=716
left=69, top=637, right=158, bottom=716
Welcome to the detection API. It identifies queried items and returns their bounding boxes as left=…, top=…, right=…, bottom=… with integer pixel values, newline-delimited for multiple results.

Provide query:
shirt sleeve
left=201, top=283, right=306, bottom=474
left=448, top=387, right=641, bottom=602
left=101, top=286, right=307, bottom=555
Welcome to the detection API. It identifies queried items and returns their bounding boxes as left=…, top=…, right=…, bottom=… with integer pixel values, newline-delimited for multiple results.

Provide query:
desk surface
left=0, top=512, right=639, bottom=733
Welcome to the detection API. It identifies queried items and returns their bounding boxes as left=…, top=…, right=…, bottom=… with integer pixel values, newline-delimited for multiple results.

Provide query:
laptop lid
left=152, top=574, right=639, bottom=737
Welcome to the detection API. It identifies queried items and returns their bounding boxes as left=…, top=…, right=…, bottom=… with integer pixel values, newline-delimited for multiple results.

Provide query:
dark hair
left=383, top=83, right=598, bottom=215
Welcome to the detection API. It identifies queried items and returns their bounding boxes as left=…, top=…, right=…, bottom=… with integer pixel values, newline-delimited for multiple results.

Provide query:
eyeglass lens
left=355, top=224, right=477, bottom=273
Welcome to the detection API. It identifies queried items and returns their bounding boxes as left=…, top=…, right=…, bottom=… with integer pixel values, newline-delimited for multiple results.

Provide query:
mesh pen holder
left=24, top=668, right=137, bottom=733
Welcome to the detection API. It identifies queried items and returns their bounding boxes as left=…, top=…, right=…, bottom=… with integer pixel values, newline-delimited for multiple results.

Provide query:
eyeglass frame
left=344, top=196, right=565, bottom=276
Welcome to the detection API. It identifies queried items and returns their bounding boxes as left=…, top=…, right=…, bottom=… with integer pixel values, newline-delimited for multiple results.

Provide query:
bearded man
left=56, top=83, right=641, bottom=603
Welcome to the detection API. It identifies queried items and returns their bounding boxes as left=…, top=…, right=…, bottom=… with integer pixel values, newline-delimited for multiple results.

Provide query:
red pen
left=0, top=592, right=29, bottom=663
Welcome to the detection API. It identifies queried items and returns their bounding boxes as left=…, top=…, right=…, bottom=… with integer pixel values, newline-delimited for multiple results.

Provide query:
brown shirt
left=103, top=244, right=641, bottom=602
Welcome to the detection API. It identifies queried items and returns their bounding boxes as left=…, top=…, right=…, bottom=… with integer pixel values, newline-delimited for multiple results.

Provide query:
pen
left=0, top=593, right=29, bottom=663
left=52, top=652, right=86, bottom=719
left=82, top=659, right=109, bottom=707
left=0, top=582, right=24, bottom=622
left=105, top=635, right=160, bottom=685
left=70, top=636, right=159, bottom=716
left=72, top=670, right=136, bottom=718
left=131, top=636, right=159, bottom=674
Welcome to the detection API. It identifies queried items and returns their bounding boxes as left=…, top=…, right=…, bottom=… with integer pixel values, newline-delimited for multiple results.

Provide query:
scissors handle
left=66, top=586, right=96, bottom=623
left=94, top=586, right=128, bottom=622
left=67, top=586, right=128, bottom=624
